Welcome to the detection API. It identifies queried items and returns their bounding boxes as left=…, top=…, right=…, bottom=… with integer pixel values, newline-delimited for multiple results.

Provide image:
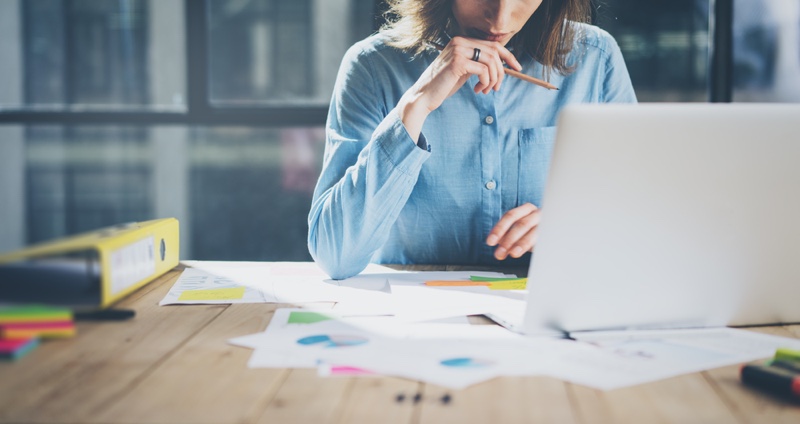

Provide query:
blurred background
left=0, top=0, right=798, bottom=260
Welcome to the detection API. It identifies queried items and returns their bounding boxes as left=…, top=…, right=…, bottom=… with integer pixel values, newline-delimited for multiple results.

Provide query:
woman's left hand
left=486, top=203, right=541, bottom=260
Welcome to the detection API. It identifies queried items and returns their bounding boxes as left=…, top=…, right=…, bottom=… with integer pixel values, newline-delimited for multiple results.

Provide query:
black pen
left=74, top=309, right=136, bottom=321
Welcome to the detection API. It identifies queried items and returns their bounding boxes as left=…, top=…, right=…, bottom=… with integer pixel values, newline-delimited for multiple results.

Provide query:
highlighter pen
left=740, top=364, right=800, bottom=400
left=770, top=359, right=800, bottom=374
left=775, top=347, right=800, bottom=363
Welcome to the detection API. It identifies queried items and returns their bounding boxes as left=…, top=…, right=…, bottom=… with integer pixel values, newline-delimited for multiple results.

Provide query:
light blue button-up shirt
left=308, top=23, right=637, bottom=279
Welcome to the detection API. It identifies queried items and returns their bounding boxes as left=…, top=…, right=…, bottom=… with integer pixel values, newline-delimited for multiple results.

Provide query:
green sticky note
left=178, top=287, right=246, bottom=301
left=470, top=276, right=523, bottom=282
left=288, top=311, right=333, bottom=324
left=0, top=305, right=72, bottom=324
left=488, top=279, right=528, bottom=290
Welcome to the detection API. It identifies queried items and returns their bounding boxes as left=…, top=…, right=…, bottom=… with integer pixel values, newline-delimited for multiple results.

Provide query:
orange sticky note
left=0, top=321, right=76, bottom=339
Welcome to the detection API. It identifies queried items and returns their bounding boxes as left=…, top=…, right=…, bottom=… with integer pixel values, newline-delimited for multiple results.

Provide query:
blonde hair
left=381, top=0, right=592, bottom=79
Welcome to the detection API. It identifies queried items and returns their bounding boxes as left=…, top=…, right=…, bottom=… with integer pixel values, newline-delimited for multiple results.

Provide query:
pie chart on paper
left=439, top=357, right=495, bottom=368
left=296, top=334, right=369, bottom=348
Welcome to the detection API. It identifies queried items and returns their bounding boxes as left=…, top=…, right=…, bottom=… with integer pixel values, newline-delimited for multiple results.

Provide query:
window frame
left=0, top=0, right=734, bottom=127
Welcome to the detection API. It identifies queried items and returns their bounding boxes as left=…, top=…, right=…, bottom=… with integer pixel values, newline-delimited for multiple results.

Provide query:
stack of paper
left=229, top=308, right=800, bottom=390
left=228, top=308, right=566, bottom=389
left=162, top=263, right=800, bottom=390
left=161, top=263, right=522, bottom=323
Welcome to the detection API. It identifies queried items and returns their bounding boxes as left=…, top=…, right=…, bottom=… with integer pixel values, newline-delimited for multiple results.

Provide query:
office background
left=0, top=0, right=798, bottom=261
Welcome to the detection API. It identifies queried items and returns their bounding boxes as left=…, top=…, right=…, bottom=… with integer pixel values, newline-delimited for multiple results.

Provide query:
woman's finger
left=493, top=211, right=540, bottom=259
left=461, top=57, right=491, bottom=93
left=486, top=203, right=539, bottom=246
left=471, top=39, right=522, bottom=71
left=456, top=44, right=497, bottom=93
left=450, top=37, right=508, bottom=92
left=509, top=226, right=539, bottom=258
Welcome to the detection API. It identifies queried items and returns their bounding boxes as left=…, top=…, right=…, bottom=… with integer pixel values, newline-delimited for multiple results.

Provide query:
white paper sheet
left=329, top=271, right=521, bottom=319
left=230, top=308, right=553, bottom=388
left=556, top=327, right=800, bottom=390
left=159, top=267, right=273, bottom=305
left=229, top=309, right=800, bottom=391
left=160, top=262, right=405, bottom=305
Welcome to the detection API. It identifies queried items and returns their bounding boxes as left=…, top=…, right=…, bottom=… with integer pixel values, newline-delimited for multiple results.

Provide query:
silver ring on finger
left=471, top=47, right=481, bottom=62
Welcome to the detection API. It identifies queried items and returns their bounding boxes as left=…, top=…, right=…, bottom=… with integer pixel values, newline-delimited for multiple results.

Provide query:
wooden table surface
left=1, top=265, right=799, bottom=424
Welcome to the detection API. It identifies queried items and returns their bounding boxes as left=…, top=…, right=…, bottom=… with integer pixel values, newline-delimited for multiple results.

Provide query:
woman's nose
left=484, top=0, right=512, bottom=30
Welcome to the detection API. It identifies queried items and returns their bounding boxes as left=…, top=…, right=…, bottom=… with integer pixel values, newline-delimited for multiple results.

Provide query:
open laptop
left=521, top=103, right=800, bottom=334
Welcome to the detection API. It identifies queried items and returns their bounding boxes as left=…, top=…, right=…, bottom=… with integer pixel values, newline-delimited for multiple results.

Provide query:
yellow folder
left=0, top=218, right=179, bottom=309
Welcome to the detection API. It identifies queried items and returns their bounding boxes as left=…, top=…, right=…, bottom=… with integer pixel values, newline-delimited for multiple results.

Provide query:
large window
left=0, top=0, right=376, bottom=260
left=1, top=0, right=797, bottom=260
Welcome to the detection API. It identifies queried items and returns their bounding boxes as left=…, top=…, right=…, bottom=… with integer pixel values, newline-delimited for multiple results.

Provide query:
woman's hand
left=486, top=203, right=541, bottom=260
left=397, top=36, right=522, bottom=141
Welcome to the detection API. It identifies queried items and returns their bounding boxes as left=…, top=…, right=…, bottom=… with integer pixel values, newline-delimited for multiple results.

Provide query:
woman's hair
left=381, top=0, right=592, bottom=79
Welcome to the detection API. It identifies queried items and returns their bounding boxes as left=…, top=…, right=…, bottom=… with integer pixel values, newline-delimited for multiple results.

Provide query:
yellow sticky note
left=178, top=287, right=246, bottom=301
left=489, top=279, right=527, bottom=290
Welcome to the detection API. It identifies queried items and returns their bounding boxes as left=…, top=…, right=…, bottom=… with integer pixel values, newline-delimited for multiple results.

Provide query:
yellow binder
left=0, top=218, right=179, bottom=309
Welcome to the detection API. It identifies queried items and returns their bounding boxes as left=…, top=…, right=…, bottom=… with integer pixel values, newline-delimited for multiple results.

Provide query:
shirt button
left=484, top=115, right=494, bottom=125
left=485, top=180, right=497, bottom=190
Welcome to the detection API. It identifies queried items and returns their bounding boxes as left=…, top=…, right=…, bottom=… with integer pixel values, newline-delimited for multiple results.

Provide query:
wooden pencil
left=428, top=41, right=559, bottom=90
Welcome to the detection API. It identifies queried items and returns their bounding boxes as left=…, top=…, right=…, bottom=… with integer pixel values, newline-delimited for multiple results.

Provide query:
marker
left=740, top=364, right=800, bottom=399
left=73, top=309, right=136, bottom=321
left=769, top=359, right=800, bottom=374
left=774, top=347, right=800, bottom=363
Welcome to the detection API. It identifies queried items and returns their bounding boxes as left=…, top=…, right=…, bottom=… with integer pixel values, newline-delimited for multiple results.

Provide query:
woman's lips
left=468, top=28, right=511, bottom=43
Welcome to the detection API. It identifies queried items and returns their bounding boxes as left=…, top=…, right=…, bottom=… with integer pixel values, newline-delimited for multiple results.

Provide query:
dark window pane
left=0, top=0, right=185, bottom=111
left=732, top=0, right=800, bottom=102
left=596, top=0, right=710, bottom=102
left=207, top=0, right=374, bottom=106
left=16, top=124, right=324, bottom=261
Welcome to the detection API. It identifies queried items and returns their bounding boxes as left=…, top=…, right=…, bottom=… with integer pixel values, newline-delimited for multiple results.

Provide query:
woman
left=308, top=0, right=636, bottom=279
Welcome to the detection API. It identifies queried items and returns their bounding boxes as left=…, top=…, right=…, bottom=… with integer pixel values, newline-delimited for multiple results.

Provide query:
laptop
left=521, top=103, right=800, bottom=334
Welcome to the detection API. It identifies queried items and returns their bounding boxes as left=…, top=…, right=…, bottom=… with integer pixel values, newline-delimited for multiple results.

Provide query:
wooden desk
left=1, top=266, right=799, bottom=424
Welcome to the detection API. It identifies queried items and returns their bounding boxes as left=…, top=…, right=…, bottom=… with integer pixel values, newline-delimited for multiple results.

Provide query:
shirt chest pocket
left=517, top=127, right=557, bottom=208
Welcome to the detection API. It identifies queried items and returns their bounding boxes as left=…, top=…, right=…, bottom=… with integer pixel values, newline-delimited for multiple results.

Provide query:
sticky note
left=0, top=337, right=39, bottom=361
left=470, top=276, right=523, bottom=282
left=0, top=321, right=76, bottom=339
left=178, top=287, right=246, bottom=301
left=488, top=279, right=527, bottom=290
left=288, top=311, right=334, bottom=324
left=0, top=305, right=72, bottom=324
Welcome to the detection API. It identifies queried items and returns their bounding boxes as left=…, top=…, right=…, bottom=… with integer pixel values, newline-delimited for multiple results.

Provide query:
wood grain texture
left=419, top=376, right=579, bottom=424
left=91, top=304, right=288, bottom=424
left=1, top=265, right=799, bottom=424
left=0, top=269, right=225, bottom=423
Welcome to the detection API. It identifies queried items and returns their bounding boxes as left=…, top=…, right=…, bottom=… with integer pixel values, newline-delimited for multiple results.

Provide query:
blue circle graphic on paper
left=296, top=334, right=368, bottom=348
left=440, top=357, right=495, bottom=368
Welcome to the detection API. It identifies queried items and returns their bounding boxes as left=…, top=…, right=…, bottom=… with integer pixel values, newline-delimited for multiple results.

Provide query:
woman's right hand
left=397, top=36, right=523, bottom=142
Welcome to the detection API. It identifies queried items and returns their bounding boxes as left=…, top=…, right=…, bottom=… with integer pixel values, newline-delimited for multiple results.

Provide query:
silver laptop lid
left=523, top=103, right=800, bottom=333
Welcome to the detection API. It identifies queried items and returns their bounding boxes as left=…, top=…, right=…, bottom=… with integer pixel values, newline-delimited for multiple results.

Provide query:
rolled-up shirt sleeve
left=307, top=45, right=431, bottom=279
